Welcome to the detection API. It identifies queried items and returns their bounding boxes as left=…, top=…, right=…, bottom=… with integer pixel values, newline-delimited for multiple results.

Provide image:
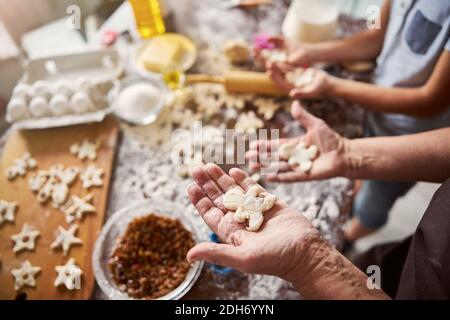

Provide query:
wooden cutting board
left=0, top=117, right=118, bottom=300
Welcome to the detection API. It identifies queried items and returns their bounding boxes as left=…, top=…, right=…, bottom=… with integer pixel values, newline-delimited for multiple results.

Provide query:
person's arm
left=247, top=102, right=450, bottom=184
left=345, top=127, right=450, bottom=183
left=287, top=239, right=388, bottom=299
left=280, top=0, right=390, bottom=66
left=187, top=164, right=389, bottom=299
left=326, top=50, right=450, bottom=117
left=307, top=0, right=390, bottom=63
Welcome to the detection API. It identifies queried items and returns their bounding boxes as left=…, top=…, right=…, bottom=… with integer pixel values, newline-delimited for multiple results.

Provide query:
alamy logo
left=366, top=265, right=381, bottom=290
left=66, top=5, right=81, bottom=30
left=367, top=5, right=381, bottom=30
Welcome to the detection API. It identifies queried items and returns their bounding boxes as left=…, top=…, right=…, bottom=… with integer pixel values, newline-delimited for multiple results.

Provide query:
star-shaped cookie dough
left=11, top=224, right=40, bottom=253
left=51, top=224, right=83, bottom=256
left=0, top=200, right=17, bottom=226
left=11, top=260, right=41, bottom=290
left=80, top=164, right=104, bottom=189
left=70, top=139, right=100, bottom=160
left=62, top=194, right=96, bottom=223
left=54, top=258, right=83, bottom=290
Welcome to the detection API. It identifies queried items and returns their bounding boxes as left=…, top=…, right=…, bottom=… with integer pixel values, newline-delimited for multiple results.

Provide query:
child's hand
left=268, top=63, right=334, bottom=99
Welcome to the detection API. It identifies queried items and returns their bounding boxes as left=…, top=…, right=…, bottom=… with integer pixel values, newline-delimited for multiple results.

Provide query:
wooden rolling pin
left=186, top=71, right=287, bottom=96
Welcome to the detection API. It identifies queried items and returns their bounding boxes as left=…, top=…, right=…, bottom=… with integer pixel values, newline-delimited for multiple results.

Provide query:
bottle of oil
left=129, top=0, right=166, bottom=39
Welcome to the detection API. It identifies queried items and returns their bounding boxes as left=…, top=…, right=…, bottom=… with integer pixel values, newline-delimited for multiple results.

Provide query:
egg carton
left=6, top=50, right=123, bottom=130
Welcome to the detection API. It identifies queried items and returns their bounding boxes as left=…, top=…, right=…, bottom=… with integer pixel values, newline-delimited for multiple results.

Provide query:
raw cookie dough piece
left=54, top=258, right=83, bottom=290
left=29, top=165, right=79, bottom=206
left=279, top=141, right=319, bottom=172
left=50, top=224, right=83, bottom=256
left=285, top=68, right=315, bottom=88
left=260, top=49, right=287, bottom=63
left=70, top=139, right=100, bottom=160
left=11, top=224, right=40, bottom=253
left=223, top=185, right=277, bottom=231
left=11, top=260, right=41, bottom=290
left=0, top=200, right=18, bottom=226
left=80, top=164, right=104, bottom=189
left=5, top=152, right=37, bottom=180
left=61, top=194, right=96, bottom=223
left=235, top=111, right=264, bottom=134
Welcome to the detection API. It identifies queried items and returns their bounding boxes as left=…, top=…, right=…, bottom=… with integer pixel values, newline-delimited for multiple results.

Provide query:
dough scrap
left=51, top=224, right=83, bottom=256
left=70, top=139, right=100, bottom=160
left=80, top=164, right=104, bottom=189
left=11, top=224, right=40, bottom=253
left=223, top=185, right=277, bottom=231
left=5, top=152, right=37, bottom=180
left=61, top=194, right=96, bottom=223
left=261, top=49, right=287, bottom=63
left=29, top=165, right=79, bottom=206
left=285, top=68, right=315, bottom=88
left=0, top=200, right=18, bottom=226
left=54, top=258, right=83, bottom=290
left=11, top=260, right=41, bottom=290
left=279, top=141, right=318, bottom=172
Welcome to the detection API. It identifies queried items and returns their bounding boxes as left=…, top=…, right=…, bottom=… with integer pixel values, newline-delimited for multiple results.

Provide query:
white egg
left=49, top=94, right=71, bottom=116
left=75, top=77, right=92, bottom=92
left=32, top=80, right=51, bottom=97
left=7, top=97, right=30, bottom=121
left=52, top=80, right=73, bottom=96
left=70, top=91, right=94, bottom=114
left=29, top=96, right=50, bottom=118
left=13, top=83, right=33, bottom=100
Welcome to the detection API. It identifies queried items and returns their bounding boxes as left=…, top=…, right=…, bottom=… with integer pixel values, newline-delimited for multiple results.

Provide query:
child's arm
left=326, top=50, right=450, bottom=117
left=283, top=0, right=391, bottom=66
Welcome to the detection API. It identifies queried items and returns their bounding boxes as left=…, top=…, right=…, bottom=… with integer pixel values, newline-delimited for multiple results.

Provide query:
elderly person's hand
left=246, top=101, right=348, bottom=183
left=186, top=163, right=389, bottom=299
left=186, top=163, right=321, bottom=281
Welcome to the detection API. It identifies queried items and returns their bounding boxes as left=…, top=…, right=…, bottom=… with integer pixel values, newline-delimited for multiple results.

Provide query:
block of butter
left=142, top=37, right=184, bottom=73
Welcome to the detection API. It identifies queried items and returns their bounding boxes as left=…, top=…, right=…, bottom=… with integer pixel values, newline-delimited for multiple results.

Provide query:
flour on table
left=223, top=185, right=277, bottom=231
left=0, top=200, right=17, bottom=226
left=11, top=260, right=41, bottom=290
left=54, top=258, right=83, bottom=290
left=11, top=224, right=40, bottom=253
left=51, top=224, right=83, bottom=256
